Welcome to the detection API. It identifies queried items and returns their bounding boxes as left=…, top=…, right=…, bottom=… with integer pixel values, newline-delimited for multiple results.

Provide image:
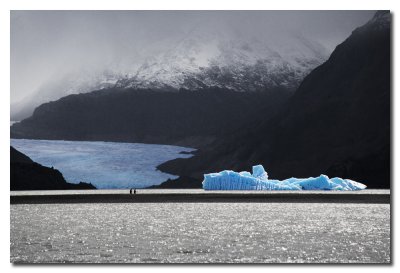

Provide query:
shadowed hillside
left=158, top=11, right=391, bottom=189
left=11, top=146, right=95, bottom=190
left=11, top=88, right=289, bottom=148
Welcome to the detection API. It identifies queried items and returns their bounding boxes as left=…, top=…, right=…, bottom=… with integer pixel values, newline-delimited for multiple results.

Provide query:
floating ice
left=202, top=165, right=367, bottom=191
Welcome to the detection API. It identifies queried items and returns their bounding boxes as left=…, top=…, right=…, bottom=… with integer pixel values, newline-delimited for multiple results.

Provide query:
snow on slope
left=11, top=29, right=329, bottom=120
left=115, top=30, right=329, bottom=91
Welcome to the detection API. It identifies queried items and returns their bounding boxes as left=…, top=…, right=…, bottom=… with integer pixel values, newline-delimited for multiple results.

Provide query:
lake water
left=10, top=202, right=390, bottom=263
left=11, top=139, right=195, bottom=189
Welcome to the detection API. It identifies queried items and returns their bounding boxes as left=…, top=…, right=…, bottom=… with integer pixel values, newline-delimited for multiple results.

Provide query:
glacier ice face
left=11, top=139, right=196, bottom=189
left=202, top=164, right=367, bottom=191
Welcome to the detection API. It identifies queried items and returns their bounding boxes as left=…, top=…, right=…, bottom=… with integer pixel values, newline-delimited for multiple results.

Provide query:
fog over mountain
left=11, top=11, right=374, bottom=120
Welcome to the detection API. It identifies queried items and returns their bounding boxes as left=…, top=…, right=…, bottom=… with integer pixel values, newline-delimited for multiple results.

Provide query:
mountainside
left=11, top=146, right=96, bottom=190
left=11, top=88, right=289, bottom=148
left=11, top=32, right=328, bottom=121
left=158, top=11, right=391, bottom=189
left=115, top=33, right=328, bottom=92
left=11, top=69, right=122, bottom=121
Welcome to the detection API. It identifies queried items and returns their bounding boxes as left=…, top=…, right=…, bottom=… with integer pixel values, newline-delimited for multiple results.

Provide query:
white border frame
left=1, top=0, right=398, bottom=271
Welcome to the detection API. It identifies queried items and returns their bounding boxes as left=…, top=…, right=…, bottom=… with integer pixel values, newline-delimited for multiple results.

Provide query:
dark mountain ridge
left=11, top=87, right=289, bottom=148
left=10, top=146, right=96, bottom=191
left=158, top=11, right=391, bottom=189
left=11, top=27, right=329, bottom=122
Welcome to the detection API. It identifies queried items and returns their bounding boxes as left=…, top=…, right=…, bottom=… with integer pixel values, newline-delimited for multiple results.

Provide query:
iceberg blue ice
left=202, top=165, right=366, bottom=191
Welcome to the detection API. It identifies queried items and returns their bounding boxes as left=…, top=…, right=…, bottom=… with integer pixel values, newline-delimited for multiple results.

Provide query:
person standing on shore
left=130, top=188, right=132, bottom=194
left=134, top=189, right=137, bottom=194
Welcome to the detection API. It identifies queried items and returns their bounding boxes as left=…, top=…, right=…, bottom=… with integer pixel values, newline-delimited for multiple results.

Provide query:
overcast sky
left=11, top=10, right=375, bottom=103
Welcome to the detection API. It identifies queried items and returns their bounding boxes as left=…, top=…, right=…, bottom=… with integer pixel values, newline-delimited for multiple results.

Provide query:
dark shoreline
left=10, top=192, right=390, bottom=204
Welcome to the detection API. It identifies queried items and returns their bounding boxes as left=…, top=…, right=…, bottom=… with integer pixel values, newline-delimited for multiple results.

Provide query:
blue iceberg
left=202, top=165, right=367, bottom=191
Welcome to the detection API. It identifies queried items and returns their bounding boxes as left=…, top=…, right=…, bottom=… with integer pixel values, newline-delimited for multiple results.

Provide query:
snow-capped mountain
left=11, top=30, right=329, bottom=120
left=115, top=32, right=329, bottom=91
left=154, top=11, right=390, bottom=189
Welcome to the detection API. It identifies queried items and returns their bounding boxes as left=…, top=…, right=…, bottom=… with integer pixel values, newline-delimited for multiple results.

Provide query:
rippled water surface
left=10, top=203, right=390, bottom=263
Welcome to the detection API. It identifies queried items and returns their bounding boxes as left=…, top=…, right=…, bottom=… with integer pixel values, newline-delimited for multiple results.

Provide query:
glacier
left=11, top=139, right=196, bottom=189
left=202, top=165, right=367, bottom=191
